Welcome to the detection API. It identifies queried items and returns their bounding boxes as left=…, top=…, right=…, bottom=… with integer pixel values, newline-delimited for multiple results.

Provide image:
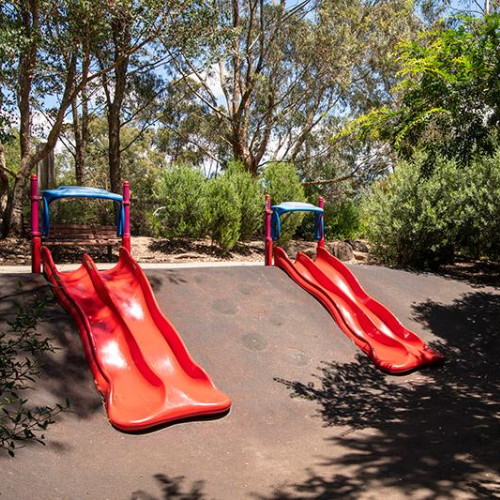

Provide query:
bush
left=225, top=161, right=263, bottom=240
left=298, top=196, right=362, bottom=241
left=0, top=296, right=69, bottom=456
left=150, top=165, right=209, bottom=240
left=206, top=175, right=242, bottom=252
left=364, top=151, right=500, bottom=269
left=261, top=162, right=305, bottom=243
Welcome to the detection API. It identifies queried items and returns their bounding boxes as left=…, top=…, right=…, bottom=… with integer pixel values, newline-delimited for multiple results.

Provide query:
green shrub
left=225, top=160, right=263, bottom=240
left=261, top=162, right=305, bottom=243
left=326, top=198, right=362, bottom=240
left=150, top=165, right=209, bottom=240
left=298, top=196, right=362, bottom=241
left=364, top=151, right=500, bottom=269
left=206, top=175, right=242, bottom=252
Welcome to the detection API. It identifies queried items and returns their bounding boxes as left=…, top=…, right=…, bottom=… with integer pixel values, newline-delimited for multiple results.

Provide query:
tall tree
left=340, top=13, right=500, bottom=172
left=165, top=0, right=419, bottom=178
left=0, top=0, right=178, bottom=236
left=95, top=0, right=218, bottom=194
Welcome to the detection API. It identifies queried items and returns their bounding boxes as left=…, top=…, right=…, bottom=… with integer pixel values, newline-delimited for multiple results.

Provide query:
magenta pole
left=31, top=174, right=42, bottom=273
left=318, top=196, right=325, bottom=249
left=264, top=195, right=273, bottom=266
left=122, top=181, right=131, bottom=252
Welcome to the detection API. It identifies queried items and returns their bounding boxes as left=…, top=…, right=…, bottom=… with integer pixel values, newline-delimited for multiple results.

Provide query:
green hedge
left=150, top=165, right=209, bottom=240
left=261, top=162, right=305, bottom=243
left=364, top=151, right=500, bottom=269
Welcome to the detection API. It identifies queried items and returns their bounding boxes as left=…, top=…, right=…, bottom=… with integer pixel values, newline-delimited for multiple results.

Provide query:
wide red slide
left=42, top=246, right=231, bottom=431
left=274, top=245, right=443, bottom=374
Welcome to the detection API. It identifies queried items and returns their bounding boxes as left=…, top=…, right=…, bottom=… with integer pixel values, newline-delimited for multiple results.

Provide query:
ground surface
left=1, top=264, right=500, bottom=499
left=0, top=236, right=266, bottom=266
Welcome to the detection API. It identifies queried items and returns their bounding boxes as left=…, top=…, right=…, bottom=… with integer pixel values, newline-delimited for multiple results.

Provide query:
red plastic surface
left=274, top=246, right=443, bottom=373
left=42, top=247, right=231, bottom=431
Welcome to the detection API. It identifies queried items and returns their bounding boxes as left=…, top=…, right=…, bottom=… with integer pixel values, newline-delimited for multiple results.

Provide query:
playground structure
left=264, top=195, right=444, bottom=373
left=29, top=175, right=443, bottom=429
left=30, top=174, right=231, bottom=431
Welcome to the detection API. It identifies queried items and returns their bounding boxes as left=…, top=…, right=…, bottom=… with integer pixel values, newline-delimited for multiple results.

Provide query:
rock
left=346, top=240, right=369, bottom=253
left=353, top=250, right=367, bottom=262
left=327, top=241, right=354, bottom=261
left=302, top=247, right=317, bottom=259
left=284, top=241, right=317, bottom=259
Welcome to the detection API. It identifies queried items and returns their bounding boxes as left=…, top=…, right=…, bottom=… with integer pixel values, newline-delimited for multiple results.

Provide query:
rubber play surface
left=1, top=264, right=500, bottom=499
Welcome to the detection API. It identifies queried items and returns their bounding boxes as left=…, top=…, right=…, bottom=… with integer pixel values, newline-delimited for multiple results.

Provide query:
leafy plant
left=0, top=294, right=70, bottom=456
left=261, top=162, right=305, bottom=243
left=206, top=175, right=242, bottom=252
left=340, top=14, right=500, bottom=172
left=364, top=150, right=500, bottom=269
left=225, top=160, right=263, bottom=240
left=297, top=195, right=362, bottom=242
left=150, top=165, right=209, bottom=240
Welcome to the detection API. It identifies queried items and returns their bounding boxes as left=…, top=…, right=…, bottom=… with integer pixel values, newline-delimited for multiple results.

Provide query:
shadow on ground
left=0, top=276, right=103, bottom=424
left=263, top=291, right=500, bottom=499
left=407, top=260, right=500, bottom=290
left=131, top=475, right=208, bottom=500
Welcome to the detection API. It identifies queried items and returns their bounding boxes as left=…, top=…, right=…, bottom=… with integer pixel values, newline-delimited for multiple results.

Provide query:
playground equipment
left=264, top=195, right=444, bottom=374
left=31, top=175, right=231, bottom=431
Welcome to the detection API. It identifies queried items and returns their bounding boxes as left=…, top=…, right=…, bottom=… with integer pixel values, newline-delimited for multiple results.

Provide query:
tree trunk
left=2, top=0, right=38, bottom=237
left=105, top=15, right=130, bottom=194
left=108, top=103, right=122, bottom=193
left=72, top=97, right=85, bottom=185
left=0, top=142, right=9, bottom=217
left=72, top=40, right=90, bottom=185
left=3, top=158, right=32, bottom=237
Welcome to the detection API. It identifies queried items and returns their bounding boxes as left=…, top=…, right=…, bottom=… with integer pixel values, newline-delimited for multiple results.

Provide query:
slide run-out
left=274, top=246, right=444, bottom=374
left=42, top=246, right=231, bottom=431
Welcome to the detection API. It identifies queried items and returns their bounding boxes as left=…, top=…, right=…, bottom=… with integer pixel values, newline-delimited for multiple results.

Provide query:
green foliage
left=261, top=162, right=305, bottom=242
left=325, top=198, right=362, bottom=241
left=151, top=165, right=209, bottom=240
left=225, top=160, right=263, bottom=240
left=297, top=196, right=362, bottom=241
left=341, top=14, right=500, bottom=171
left=206, top=175, right=241, bottom=252
left=50, top=198, right=118, bottom=228
left=0, top=295, right=70, bottom=456
left=149, top=160, right=262, bottom=249
left=364, top=151, right=500, bottom=269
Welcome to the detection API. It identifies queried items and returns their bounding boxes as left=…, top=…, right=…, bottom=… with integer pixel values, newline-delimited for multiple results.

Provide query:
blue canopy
left=41, top=186, right=124, bottom=237
left=271, top=202, right=323, bottom=241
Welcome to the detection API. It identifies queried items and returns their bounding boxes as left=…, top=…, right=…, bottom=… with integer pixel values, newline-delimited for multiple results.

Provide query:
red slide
left=42, top=246, right=231, bottom=431
left=274, top=246, right=443, bottom=374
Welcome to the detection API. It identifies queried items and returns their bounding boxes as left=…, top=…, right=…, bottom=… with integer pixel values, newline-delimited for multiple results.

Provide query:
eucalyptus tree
left=0, top=0, right=215, bottom=236
left=164, top=0, right=421, bottom=180
left=0, top=0, right=94, bottom=236
left=93, top=0, right=218, bottom=195
left=0, top=0, right=138, bottom=236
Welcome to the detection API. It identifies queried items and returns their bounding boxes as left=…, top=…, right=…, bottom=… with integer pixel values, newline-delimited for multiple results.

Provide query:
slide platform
left=274, top=246, right=443, bottom=373
left=41, top=246, right=231, bottom=431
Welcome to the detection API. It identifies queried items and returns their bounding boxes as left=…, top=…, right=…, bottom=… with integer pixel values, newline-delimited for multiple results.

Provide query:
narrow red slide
left=274, top=246, right=443, bottom=374
left=42, top=246, right=231, bottom=431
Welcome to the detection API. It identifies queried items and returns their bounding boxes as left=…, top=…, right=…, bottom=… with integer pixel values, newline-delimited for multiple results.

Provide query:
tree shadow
left=131, top=474, right=209, bottom=500
left=0, top=276, right=103, bottom=423
left=393, top=259, right=500, bottom=290
left=267, top=291, right=500, bottom=498
left=147, top=271, right=187, bottom=288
